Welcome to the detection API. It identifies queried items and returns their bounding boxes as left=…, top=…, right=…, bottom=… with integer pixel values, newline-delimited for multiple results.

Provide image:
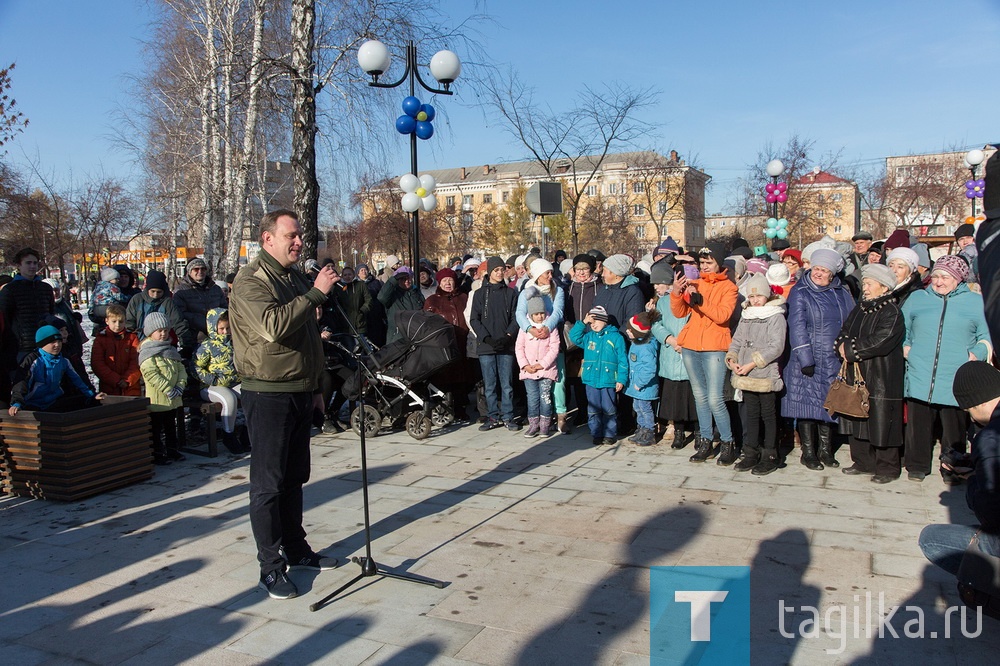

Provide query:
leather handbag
left=823, top=361, right=870, bottom=418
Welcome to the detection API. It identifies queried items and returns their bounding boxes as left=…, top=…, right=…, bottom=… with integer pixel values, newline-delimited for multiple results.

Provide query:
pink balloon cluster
left=765, top=182, right=788, bottom=204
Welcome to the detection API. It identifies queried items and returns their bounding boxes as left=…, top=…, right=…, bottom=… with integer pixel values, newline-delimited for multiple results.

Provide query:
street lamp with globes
left=965, top=148, right=986, bottom=222
left=357, top=39, right=461, bottom=268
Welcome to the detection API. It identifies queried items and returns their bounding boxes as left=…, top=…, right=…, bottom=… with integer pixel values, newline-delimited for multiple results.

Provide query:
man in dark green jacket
left=229, top=209, right=339, bottom=600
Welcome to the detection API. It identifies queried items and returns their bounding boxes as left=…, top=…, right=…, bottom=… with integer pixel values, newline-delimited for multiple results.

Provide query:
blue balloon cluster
left=395, top=96, right=436, bottom=140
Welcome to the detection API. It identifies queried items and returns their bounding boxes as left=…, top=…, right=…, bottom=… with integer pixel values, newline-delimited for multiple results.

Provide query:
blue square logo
left=650, top=566, right=750, bottom=665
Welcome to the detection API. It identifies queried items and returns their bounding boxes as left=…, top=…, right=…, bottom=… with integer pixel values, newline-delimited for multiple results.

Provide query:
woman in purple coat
left=782, top=249, right=855, bottom=471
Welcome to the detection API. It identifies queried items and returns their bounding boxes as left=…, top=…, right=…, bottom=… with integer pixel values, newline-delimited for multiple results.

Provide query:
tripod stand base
left=309, top=556, right=446, bottom=611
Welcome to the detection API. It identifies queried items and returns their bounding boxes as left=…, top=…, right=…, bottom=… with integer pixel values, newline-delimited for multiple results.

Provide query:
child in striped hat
left=625, top=310, right=662, bottom=446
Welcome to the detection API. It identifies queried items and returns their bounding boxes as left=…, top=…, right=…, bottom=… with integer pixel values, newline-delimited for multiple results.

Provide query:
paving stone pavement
left=2, top=421, right=998, bottom=665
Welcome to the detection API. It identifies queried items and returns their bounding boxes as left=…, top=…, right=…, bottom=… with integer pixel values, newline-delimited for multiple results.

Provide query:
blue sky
left=2, top=0, right=998, bottom=214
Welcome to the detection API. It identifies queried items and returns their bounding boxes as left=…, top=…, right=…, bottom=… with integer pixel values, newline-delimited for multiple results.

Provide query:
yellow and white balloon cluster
left=399, top=173, right=437, bottom=213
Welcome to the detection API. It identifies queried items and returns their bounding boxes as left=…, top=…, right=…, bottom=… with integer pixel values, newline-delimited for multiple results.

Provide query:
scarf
left=138, top=338, right=184, bottom=366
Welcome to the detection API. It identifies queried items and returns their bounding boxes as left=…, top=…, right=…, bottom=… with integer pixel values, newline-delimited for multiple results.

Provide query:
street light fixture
left=358, top=39, right=461, bottom=268
left=965, top=148, right=986, bottom=222
left=763, top=160, right=789, bottom=244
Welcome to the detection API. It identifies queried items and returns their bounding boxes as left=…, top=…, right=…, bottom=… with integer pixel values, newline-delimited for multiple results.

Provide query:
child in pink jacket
left=516, top=296, right=561, bottom=437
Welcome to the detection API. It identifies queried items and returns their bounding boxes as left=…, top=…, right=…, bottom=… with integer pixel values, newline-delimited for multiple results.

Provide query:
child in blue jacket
left=9, top=325, right=103, bottom=415
left=569, top=305, right=628, bottom=446
left=625, top=310, right=662, bottom=446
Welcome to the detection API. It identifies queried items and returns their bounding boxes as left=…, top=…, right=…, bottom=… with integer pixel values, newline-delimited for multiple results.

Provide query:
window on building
left=633, top=204, right=645, bottom=216
left=834, top=225, right=843, bottom=234
left=816, top=210, right=825, bottom=219
left=462, top=213, right=473, bottom=225
left=817, top=194, right=825, bottom=204
left=635, top=225, right=645, bottom=239
left=482, top=193, right=492, bottom=204
left=658, top=201, right=668, bottom=215
left=586, top=185, right=597, bottom=196
left=834, top=209, right=842, bottom=218
left=832, top=193, right=842, bottom=202
left=502, top=191, right=510, bottom=203
left=633, top=182, right=645, bottom=194
left=657, top=180, right=666, bottom=193
left=445, top=196, right=455, bottom=207
left=946, top=205, right=955, bottom=216
left=608, top=183, right=618, bottom=194
left=462, top=195, right=473, bottom=208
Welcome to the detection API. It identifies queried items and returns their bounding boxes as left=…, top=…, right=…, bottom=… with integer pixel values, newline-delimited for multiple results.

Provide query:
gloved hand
left=688, top=292, right=703, bottom=306
left=801, top=365, right=815, bottom=377
left=492, top=335, right=509, bottom=351
left=482, top=336, right=495, bottom=348
left=167, top=386, right=184, bottom=399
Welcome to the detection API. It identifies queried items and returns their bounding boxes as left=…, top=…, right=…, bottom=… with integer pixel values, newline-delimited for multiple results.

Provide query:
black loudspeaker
left=525, top=182, right=563, bottom=215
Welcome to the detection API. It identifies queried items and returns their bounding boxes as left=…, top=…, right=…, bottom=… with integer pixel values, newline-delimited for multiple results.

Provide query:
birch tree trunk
left=291, top=0, right=319, bottom=260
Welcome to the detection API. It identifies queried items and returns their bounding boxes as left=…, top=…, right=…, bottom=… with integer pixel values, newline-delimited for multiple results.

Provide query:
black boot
left=716, top=440, right=737, bottom=466
left=817, top=423, right=839, bottom=468
left=752, top=452, right=779, bottom=476
left=671, top=422, right=689, bottom=449
left=799, top=420, right=824, bottom=470
left=734, top=450, right=760, bottom=472
left=221, top=429, right=243, bottom=455
left=689, top=436, right=716, bottom=463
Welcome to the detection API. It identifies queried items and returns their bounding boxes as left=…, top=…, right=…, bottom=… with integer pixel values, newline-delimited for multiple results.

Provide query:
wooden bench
left=0, top=396, right=153, bottom=501
left=177, top=400, right=223, bottom=458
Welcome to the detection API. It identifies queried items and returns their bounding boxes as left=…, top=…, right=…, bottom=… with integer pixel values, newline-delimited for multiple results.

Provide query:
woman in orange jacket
left=671, top=244, right=738, bottom=464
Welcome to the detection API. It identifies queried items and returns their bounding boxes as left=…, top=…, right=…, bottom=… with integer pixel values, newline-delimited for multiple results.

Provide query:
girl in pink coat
left=516, top=296, right=561, bottom=437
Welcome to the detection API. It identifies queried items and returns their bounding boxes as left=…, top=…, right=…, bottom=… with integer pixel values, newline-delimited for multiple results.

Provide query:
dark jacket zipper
left=927, top=294, right=949, bottom=401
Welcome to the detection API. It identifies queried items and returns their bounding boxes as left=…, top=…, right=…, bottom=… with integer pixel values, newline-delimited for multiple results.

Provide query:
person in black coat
left=470, top=256, right=519, bottom=431
left=0, top=247, right=55, bottom=373
left=834, top=264, right=905, bottom=483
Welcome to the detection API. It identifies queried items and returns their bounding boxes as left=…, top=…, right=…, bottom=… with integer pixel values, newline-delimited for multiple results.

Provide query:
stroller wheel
left=405, top=411, right=433, bottom=440
left=430, top=403, right=454, bottom=427
left=351, top=405, right=381, bottom=438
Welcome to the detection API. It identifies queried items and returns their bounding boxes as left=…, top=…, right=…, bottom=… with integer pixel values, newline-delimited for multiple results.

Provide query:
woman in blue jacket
left=902, top=255, right=991, bottom=483
left=782, top=249, right=855, bottom=471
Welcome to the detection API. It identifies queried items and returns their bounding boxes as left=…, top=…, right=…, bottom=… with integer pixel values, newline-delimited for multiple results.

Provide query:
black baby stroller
left=340, top=310, right=460, bottom=439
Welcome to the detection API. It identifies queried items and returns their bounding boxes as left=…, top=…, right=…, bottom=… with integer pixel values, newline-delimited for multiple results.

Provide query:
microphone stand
left=310, top=282, right=445, bottom=612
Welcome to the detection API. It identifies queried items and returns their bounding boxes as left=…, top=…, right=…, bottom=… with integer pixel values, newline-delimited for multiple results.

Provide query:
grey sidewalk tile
left=226, top=620, right=384, bottom=663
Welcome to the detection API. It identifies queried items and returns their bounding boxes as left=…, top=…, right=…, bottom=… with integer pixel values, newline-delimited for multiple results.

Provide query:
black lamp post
left=358, top=40, right=461, bottom=268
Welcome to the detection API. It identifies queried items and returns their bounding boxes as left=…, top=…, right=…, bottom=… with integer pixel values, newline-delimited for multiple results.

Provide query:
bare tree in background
left=0, top=63, right=28, bottom=154
left=487, top=73, right=658, bottom=254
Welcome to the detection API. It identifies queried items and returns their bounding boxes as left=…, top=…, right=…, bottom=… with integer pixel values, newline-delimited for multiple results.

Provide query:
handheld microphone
left=304, top=259, right=321, bottom=273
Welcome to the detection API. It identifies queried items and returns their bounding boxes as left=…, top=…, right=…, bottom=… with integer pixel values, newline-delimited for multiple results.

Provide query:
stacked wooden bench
left=178, top=400, right=223, bottom=458
left=0, top=396, right=153, bottom=501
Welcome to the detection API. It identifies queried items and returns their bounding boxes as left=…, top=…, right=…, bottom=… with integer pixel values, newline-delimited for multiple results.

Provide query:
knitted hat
left=654, top=236, right=680, bottom=258
left=356, top=263, right=369, bottom=273
left=802, top=236, right=836, bottom=263
left=515, top=254, right=529, bottom=270
left=463, top=257, right=479, bottom=271
left=861, top=263, right=897, bottom=292
left=912, top=242, right=932, bottom=269
left=385, top=254, right=400, bottom=269
left=781, top=248, right=803, bottom=266
left=724, top=256, right=747, bottom=280
left=394, top=265, right=413, bottom=277
left=435, top=267, right=457, bottom=283
left=649, top=258, right=675, bottom=285
left=809, top=248, right=845, bottom=274
left=932, top=254, right=970, bottom=283
left=766, top=263, right=791, bottom=287
left=886, top=247, right=919, bottom=273
left=35, top=324, right=62, bottom=347
left=559, top=258, right=573, bottom=276
left=526, top=296, right=547, bottom=316
left=553, top=249, right=568, bottom=261
left=739, top=273, right=771, bottom=300
left=602, top=254, right=634, bottom=277
left=869, top=241, right=884, bottom=255
left=746, top=257, right=769, bottom=275
left=143, top=312, right=171, bottom=338
left=626, top=310, right=659, bottom=341
left=100, top=267, right=120, bottom=282
left=851, top=231, right=874, bottom=241
left=572, top=253, right=596, bottom=272
left=882, top=229, right=911, bottom=252
left=700, top=242, right=727, bottom=268
left=954, top=223, right=976, bottom=240
left=506, top=254, right=519, bottom=268
left=418, top=264, right=434, bottom=277
left=953, top=361, right=1000, bottom=409
left=588, top=305, right=609, bottom=323
left=187, top=257, right=208, bottom=273
left=145, top=270, right=169, bottom=292
left=529, top=258, right=554, bottom=279
left=486, top=256, right=506, bottom=274
left=635, top=259, right=652, bottom=276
